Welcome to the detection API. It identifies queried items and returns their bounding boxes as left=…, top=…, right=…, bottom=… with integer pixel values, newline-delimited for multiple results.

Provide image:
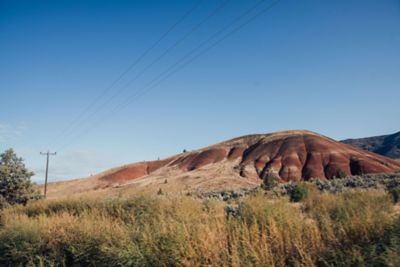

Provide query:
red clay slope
left=100, top=130, right=400, bottom=184
left=100, top=158, right=174, bottom=184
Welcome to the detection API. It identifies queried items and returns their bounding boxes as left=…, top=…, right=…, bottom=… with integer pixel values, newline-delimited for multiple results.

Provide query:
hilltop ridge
left=44, top=130, right=400, bottom=197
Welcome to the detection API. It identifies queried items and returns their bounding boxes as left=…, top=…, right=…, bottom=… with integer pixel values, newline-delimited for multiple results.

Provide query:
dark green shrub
left=289, top=184, right=308, bottom=202
left=261, top=171, right=280, bottom=190
left=389, top=187, right=400, bottom=203
left=335, top=169, right=347, bottom=179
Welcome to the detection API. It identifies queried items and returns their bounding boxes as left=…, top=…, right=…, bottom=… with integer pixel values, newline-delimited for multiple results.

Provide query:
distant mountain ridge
left=342, top=131, right=400, bottom=159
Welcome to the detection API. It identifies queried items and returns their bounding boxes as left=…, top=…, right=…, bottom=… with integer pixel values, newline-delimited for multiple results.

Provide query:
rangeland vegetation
left=1, top=182, right=400, bottom=266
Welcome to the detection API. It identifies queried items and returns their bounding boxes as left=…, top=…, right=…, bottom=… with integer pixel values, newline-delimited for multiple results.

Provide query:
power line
left=126, top=0, right=278, bottom=104
left=56, top=0, right=281, bottom=152
left=56, top=0, right=278, bottom=152
left=107, top=0, right=281, bottom=121
left=50, top=0, right=203, bottom=146
left=53, top=0, right=230, bottom=149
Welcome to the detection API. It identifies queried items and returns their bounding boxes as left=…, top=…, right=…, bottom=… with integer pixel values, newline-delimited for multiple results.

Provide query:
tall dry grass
left=0, top=189, right=399, bottom=266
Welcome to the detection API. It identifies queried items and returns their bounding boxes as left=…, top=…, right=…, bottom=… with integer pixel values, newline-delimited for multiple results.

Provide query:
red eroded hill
left=100, top=159, right=173, bottom=184
left=100, top=130, right=400, bottom=185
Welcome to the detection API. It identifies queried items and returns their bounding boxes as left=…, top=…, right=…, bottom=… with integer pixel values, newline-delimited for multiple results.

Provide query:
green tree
left=0, top=149, right=41, bottom=205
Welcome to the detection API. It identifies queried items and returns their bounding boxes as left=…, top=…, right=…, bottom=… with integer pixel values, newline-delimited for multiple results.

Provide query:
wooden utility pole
left=40, top=151, right=56, bottom=198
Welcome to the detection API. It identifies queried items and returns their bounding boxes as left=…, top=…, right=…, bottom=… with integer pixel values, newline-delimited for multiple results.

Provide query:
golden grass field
left=1, top=187, right=400, bottom=266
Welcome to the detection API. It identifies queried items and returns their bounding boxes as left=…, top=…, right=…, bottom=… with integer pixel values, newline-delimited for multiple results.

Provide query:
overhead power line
left=101, top=0, right=281, bottom=121
left=53, top=0, right=231, bottom=148
left=50, top=0, right=203, bottom=146
left=120, top=0, right=279, bottom=108
left=56, top=0, right=281, bottom=152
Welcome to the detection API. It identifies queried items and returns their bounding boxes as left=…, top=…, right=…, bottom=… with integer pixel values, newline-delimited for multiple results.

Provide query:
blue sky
left=1, top=0, right=399, bottom=183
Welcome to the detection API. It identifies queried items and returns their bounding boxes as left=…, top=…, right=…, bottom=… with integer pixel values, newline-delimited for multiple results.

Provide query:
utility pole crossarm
left=40, top=151, right=56, bottom=198
left=40, top=152, right=56, bottom=156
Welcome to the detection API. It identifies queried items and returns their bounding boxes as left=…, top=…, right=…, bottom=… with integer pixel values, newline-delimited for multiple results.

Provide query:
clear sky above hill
left=1, top=0, right=399, bottom=182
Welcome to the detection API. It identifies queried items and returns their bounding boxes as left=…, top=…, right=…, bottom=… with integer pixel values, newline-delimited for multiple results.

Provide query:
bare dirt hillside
left=44, top=130, right=400, bottom=198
